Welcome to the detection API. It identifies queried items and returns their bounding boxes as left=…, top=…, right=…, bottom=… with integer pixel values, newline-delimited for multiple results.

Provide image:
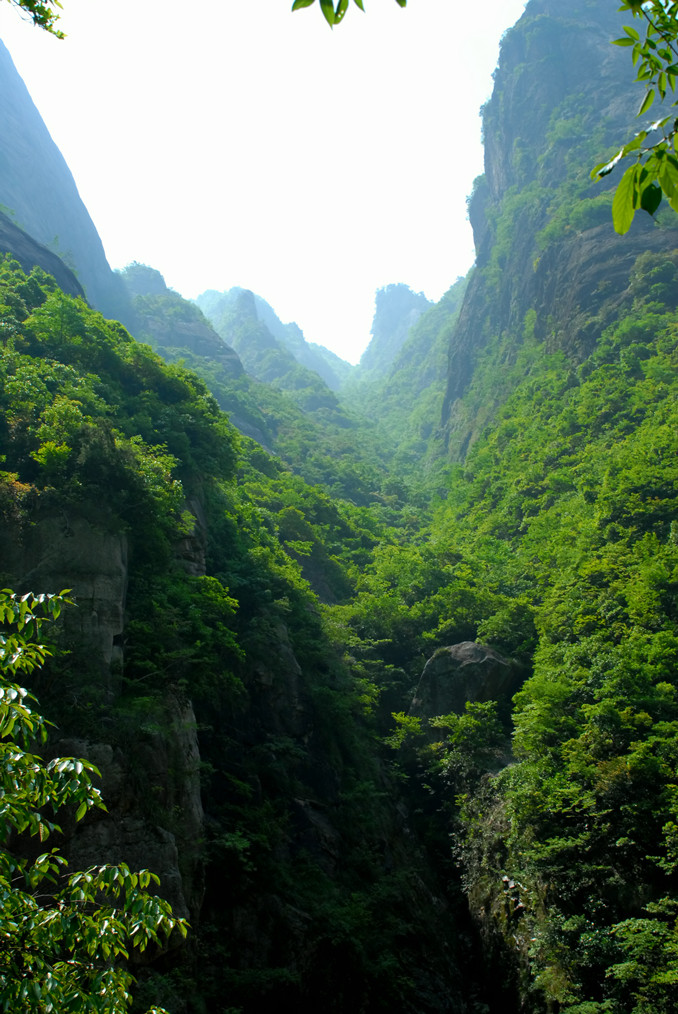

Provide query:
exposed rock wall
left=0, top=508, right=128, bottom=677
left=0, top=210, right=85, bottom=298
left=411, top=641, right=524, bottom=721
left=442, top=0, right=678, bottom=457
left=0, top=504, right=205, bottom=922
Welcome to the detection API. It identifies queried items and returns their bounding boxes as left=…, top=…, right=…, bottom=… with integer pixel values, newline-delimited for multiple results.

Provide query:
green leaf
left=335, top=0, right=349, bottom=22
left=592, top=148, right=624, bottom=178
left=319, top=0, right=335, bottom=25
left=612, top=163, right=640, bottom=234
left=640, top=180, right=663, bottom=214
left=352, top=0, right=365, bottom=8
left=639, top=88, right=656, bottom=115
left=291, top=0, right=315, bottom=8
left=613, top=36, right=637, bottom=46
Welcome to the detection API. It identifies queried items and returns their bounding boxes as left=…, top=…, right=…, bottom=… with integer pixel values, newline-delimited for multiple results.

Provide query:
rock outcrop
left=411, top=641, right=524, bottom=720
left=357, top=283, right=432, bottom=381
left=0, top=210, right=85, bottom=298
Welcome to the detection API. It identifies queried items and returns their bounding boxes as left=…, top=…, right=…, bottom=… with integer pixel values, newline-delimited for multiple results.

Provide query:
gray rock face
left=441, top=0, right=678, bottom=459
left=0, top=210, right=85, bottom=298
left=56, top=693, right=204, bottom=921
left=411, top=641, right=523, bottom=719
left=0, top=511, right=128, bottom=678
left=0, top=507, right=206, bottom=922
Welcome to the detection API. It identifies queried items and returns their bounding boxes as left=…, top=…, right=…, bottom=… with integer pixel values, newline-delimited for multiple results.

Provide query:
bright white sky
left=0, top=0, right=527, bottom=363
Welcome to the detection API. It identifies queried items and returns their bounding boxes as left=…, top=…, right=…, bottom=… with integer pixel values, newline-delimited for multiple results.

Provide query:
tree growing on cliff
left=0, top=589, right=187, bottom=1014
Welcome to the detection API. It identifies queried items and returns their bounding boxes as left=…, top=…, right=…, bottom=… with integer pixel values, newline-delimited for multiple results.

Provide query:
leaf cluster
left=595, top=2, right=678, bottom=231
left=0, top=590, right=187, bottom=1014
left=291, top=0, right=405, bottom=29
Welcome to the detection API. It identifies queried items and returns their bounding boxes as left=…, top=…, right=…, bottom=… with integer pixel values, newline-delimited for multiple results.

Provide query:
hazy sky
left=0, top=0, right=527, bottom=362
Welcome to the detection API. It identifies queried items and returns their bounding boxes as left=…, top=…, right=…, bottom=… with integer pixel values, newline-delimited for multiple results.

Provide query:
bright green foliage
left=0, top=590, right=187, bottom=1014
left=291, top=0, right=405, bottom=28
left=0, top=257, right=238, bottom=559
left=415, top=286, right=678, bottom=1009
left=594, top=1, right=678, bottom=232
left=4, top=0, right=64, bottom=38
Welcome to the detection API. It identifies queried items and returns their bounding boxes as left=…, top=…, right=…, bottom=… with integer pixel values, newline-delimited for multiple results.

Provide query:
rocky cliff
left=0, top=210, right=85, bottom=298
left=356, top=282, right=432, bottom=381
left=442, top=0, right=678, bottom=457
left=0, top=40, right=128, bottom=319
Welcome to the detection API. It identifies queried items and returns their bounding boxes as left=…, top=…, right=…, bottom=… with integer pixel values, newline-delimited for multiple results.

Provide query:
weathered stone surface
left=410, top=641, right=523, bottom=720
left=0, top=511, right=128, bottom=677
left=442, top=0, right=678, bottom=460
left=54, top=693, right=204, bottom=920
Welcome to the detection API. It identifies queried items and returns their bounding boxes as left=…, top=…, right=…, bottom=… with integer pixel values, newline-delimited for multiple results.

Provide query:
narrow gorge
left=2, top=2, right=678, bottom=1012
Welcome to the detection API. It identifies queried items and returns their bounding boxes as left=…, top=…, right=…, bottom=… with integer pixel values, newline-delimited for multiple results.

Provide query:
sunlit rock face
left=0, top=40, right=128, bottom=319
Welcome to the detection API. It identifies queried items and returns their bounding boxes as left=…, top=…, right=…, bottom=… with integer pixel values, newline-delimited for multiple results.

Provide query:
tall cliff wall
left=442, top=0, right=678, bottom=457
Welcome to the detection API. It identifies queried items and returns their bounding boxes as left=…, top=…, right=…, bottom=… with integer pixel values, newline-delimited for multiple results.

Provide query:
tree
left=0, top=589, right=188, bottom=1014
left=4, top=0, right=64, bottom=38
left=593, top=0, right=678, bottom=233
left=7, top=0, right=408, bottom=35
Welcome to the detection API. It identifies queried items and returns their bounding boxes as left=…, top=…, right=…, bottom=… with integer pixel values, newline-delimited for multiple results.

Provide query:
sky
left=0, top=0, right=527, bottom=363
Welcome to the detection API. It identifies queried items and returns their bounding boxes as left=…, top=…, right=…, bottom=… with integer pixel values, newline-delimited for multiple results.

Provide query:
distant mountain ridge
left=196, top=287, right=352, bottom=392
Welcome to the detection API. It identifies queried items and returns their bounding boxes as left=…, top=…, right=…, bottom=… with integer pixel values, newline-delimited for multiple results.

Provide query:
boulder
left=411, top=641, right=524, bottom=719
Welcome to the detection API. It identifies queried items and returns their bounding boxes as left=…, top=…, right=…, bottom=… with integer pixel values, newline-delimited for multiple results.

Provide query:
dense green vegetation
left=5, top=2, right=678, bottom=1011
left=0, top=258, right=468, bottom=1012
left=369, top=249, right=678, bottom=1012
left=0, top=589, right=186, bottom=1014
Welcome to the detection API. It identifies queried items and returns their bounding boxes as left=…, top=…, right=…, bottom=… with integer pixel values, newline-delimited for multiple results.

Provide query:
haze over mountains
left=3, top=2, right=678, bottom=1012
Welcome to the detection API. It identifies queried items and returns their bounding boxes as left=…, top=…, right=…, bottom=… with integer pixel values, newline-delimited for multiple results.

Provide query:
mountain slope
left=197, top=287, right=352, bottom=392
left=0, top=40, right=128, bottom=319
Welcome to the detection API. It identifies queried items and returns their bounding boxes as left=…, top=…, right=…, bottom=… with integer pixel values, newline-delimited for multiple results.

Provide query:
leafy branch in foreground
left=4, top=0, right=65, bottom=38
left=593, top=0, right=678, bottom=232
left=291, top=0, right=406, bottom=29
left=0, top=589, right=188, bottom=1014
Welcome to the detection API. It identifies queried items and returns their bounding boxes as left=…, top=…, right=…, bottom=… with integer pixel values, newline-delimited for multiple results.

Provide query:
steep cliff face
left=442, top=0, right=678, bottom=457
left=0, top=503, right=204, bottom=923
left=356, top=282, right=432, bottom=381
left=0, top=40, right=128, bottom=319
